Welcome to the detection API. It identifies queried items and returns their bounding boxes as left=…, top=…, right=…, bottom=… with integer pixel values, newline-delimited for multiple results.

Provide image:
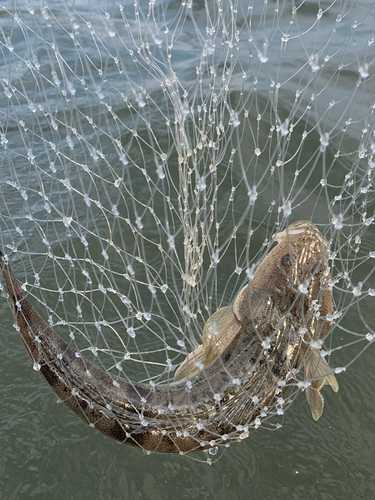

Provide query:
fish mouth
left=275, top=221, right=326, bottom=244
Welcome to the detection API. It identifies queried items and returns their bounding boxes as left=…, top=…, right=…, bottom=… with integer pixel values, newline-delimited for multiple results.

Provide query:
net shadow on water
left=0, top=0, right=374, bottom=496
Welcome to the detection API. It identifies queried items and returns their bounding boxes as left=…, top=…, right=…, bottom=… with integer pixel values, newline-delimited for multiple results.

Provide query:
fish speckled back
left=0, top=221, right=338, bottom=453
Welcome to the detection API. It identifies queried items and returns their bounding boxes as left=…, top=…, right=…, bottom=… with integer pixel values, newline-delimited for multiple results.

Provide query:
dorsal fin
left=174, top=306, right=243, bottom=382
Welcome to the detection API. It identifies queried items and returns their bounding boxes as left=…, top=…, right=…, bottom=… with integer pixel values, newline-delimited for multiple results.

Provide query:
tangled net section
left=0, top=0, right=374, bottom=460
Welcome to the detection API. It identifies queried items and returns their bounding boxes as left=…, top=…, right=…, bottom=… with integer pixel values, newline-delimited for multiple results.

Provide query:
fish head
left=275, top=220, right=329, bottom=285
left=247, top=221, right=332, bottom=338
left=275, top=220, right=332, bottom=318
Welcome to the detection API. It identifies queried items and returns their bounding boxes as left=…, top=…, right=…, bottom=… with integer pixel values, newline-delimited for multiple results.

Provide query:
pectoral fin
left=305, top=386, right=325, bottom=421
left=304, top=349, right=339, bottom=420
left=174, top=306, right=242, bottom=382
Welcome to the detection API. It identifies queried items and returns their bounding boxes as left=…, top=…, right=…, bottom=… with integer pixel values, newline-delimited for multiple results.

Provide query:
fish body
left=0, top=221, right=338, bottom=453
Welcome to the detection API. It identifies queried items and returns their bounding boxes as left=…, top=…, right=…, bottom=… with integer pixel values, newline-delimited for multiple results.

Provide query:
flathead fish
left=0, top=221, right=338, bottom=453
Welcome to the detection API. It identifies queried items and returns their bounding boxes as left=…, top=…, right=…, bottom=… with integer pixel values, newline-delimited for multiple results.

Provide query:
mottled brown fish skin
left=0, top=221, right=333, bottom=453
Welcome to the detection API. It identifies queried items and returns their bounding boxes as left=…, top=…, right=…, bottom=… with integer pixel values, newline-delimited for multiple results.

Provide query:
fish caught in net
left=0, top=221, right=339, bottom=453
left=0, top=0, right=374, bottom=461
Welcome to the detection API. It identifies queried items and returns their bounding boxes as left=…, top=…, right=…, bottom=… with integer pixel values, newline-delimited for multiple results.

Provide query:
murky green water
left=0, top=1, right=374, bottom=498
left=0, top=314, right=374, bottom=499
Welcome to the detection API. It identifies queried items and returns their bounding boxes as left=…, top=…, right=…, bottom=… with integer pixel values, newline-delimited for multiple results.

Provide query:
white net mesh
left=0, top=0, right=374, bottom=462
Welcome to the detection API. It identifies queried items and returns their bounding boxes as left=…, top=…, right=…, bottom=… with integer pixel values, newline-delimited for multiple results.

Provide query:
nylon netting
left=0, top=0, right=374, bottom=462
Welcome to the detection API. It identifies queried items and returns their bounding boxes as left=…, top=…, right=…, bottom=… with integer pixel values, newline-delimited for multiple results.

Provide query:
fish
left=0, top=221, right=338, bottom=453
left=174, top=220, right=339, bottom=421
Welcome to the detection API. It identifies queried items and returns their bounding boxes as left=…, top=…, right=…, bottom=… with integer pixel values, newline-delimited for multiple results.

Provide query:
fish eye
left=311, top=263, right=321, bottom=275
left=281, top=254, right=292, bottom=266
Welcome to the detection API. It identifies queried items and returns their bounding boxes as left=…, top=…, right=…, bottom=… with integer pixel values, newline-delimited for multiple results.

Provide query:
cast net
left=0, top=0, right=374, bottom=462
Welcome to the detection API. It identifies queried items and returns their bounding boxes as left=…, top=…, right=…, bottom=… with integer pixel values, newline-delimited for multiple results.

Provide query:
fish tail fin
left=0, top=252, right=24, bottom=305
